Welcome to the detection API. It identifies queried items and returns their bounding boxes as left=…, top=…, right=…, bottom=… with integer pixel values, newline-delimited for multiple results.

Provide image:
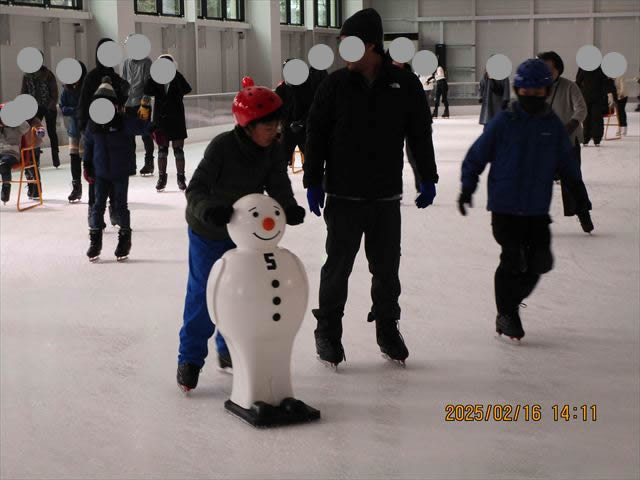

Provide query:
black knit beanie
left=340, top=8, right=384, bottom=55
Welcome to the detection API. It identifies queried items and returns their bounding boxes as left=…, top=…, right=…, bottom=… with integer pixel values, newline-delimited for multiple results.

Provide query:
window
left=198, top=0, right=244, bottom=21
left=314, top=0, right=341, bottom=28
left=3, top=0, right=82, bottom=8
left=134, top=0, right=184, bottom=17
left=280, top=0, right=304, bottom=26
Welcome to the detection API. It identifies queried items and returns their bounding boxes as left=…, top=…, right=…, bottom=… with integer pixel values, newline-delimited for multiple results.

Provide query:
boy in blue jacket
left=458, top=59, right=588, bottom=340
left=84, top=77, right=150, bottom=262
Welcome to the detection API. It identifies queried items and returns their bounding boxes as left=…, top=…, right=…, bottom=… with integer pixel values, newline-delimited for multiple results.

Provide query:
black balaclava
left=517, top=94, right=548, bottom=114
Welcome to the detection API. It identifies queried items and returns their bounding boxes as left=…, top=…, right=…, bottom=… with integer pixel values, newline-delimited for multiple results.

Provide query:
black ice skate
left=86, top=229, right=102, bottom=262
left=177, top=362, right=201, bottom=393
left=496, top=312, right=525, bottom=341
left=577, top=210, right=594, bottom=234
left=68, top=180, right=82, bottom=203
left=218, top=350, right=233, bottom=374
left=376, top=320, right=409, bottom=366
left=315, top=334, right=345, bottom=370
left=442, top=107, right=450, bottom=118
left=1, top=183, right=10, bottom=204
left=114, top=229, right=132, bottom=261
left=156, top=173, right=168, bottom=192
left=177, top=173, right=187, bottom=191
left=139, top=159, right=154, bottom=176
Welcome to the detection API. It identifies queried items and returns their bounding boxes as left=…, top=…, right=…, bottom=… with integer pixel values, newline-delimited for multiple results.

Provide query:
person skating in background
left=177, top=77, right=306, bottom=392
left=575, top=66, right=615, bottom=146
left=304, top=8, right=438, bottom=368
left=77, top=38, right=131, bottom=228
left=614, top=75, right=628, bottom=137
left=458, top=59, right=589, bottom=341
left=122, top=34, right=155, bottom=176
left=275, top=60, right=328, bottom=170
left=143, top=54, right=191, bottom=193
left=21, top=50, right=60, bottom=168
left=635, top=73, right=640, bottom=112
left=479, top=61, right=510, bottom=130
left=59, top=61, right=88, bottom=203
left=83, top=77, right=150, bottom=262
left=0, top=105, right=45, bottom=204
left=537, top=51, right=594, bottom=233
left=433, top=63, right=449, bottom=118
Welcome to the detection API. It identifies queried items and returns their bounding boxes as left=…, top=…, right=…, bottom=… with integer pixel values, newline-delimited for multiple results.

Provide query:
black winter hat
left=537, top=51, right=564, bottom=77
left=93, top=76, right=118, bottom=103
left=340, top=8, right=384, bottom=54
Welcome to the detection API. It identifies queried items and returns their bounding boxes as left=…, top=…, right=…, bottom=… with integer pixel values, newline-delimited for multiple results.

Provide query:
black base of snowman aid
left=225, top=397, right=320, bottom=428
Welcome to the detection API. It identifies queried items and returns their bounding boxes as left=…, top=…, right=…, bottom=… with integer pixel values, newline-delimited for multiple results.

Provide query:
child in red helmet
left=176, top=77, right=306, bottom=393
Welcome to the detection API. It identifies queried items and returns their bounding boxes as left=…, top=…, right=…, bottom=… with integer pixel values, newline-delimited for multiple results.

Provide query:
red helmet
left=232, top=82, right=283, bottom=127
left=241, top=76, right=255, bottom=88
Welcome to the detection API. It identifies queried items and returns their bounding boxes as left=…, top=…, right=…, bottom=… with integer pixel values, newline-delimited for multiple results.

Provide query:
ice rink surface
left=1, top=113, right=639, bottom=480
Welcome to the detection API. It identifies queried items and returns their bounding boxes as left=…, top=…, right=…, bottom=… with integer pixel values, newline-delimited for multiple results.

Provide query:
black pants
left=616, top=97, right=628, bottom=127
left=560, top=139, right=593, bottom=216
left=313, top=198, right=401, bottom=339
left=583, top=102, right=604, bottom=145
left=492, top=213, right=553, bottom=316
left=279, top=129, right=306, bottom=167
left=89, top=176, right=130, bottom=231
left=44, top=109, right=59, bottom=155
left=434, top=81, right=449, bottom=109
left=125, top=106, right=154, bottom=171
left=405, top=139, right=421, bottom=192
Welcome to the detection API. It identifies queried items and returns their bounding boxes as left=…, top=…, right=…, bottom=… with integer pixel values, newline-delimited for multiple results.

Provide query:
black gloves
left=289, top=121, right=305, bottom=134
left=565, top=119, right=580, bottom=136
left=501, top=100, right=510, bottom=110
left=458, top=188, right=474, bottom=216
left=478, top=98, right=483, bottom=104
left=206, top=205, right=234, bottom=226
left=285, top=205, right=306, bottom=225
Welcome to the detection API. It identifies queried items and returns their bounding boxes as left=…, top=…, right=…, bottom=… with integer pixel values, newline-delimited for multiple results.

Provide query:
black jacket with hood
left=77, top=38, right=130, bottom=132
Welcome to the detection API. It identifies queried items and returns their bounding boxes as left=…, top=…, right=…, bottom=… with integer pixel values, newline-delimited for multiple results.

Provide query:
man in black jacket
left=303, top=8, right=438, bottom=368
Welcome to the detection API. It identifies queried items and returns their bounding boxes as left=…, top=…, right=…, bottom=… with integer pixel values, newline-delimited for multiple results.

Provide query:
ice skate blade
left=381, top=353, right=406, bottom=367
left=178, top=384, right=193, bottom=395
left=497, top=332, right=523, bottom=343
left=217, top=366, right=233, bottom=375
left=68, top=199, right=81, bottom=203
left=116, top=255, right=129, bottom=262
left=88, top=256, right=100, bottom=262
left=140, top=173, right=154, bottom=177
left=316, top=356, right=340, bottom=371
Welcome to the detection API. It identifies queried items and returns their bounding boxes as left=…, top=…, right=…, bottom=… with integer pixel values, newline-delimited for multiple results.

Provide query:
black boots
left=1, top=182, right=10, bottom=204
left=496, top=312, right=525, bottom=340
left=376, top=320, right=409, bottom=364
left=52, top=150, right=60, bottom=168
left=577, top=210, right=594, bottom=233
left=87, top=229, right=102, bottom=262
left=177, top=173, right=187, bottom=191
left=114, top=229, right=132, bottom=261
left=139, top=158, right=154, bottom=176
left=442, top=106, right=450, bottom=118
left=432, top=106, right=438, bottom=118
left=177, top=362, right=202, bottom=393
left=156, top=173, right=168, bottom=192
left=68, top=180, right=82, bottom=203
left=315, top=333, right=346, bottom=368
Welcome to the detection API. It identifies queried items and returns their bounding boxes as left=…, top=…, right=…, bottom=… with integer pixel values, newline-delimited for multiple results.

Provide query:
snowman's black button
left=273, top=313, right=281, bottom=321
left=273, top=297, right=281, bottom=305
left=272, top=280, right=280, bottom=288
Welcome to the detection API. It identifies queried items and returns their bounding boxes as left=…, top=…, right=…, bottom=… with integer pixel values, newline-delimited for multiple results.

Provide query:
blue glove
left=416, top=182, right=436, bottom=209
left=306, top=186, right=325, bottom=216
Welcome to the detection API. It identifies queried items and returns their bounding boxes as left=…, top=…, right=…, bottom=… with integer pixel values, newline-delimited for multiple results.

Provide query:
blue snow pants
left=178, top=227, right=235, bottom=367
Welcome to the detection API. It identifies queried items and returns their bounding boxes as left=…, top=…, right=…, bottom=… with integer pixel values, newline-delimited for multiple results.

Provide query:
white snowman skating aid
left=206, top=194, right=320, bottom=427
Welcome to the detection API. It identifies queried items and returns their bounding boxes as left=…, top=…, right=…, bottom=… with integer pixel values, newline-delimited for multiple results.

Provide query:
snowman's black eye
left=252, top=212, right=259, bottom=218
left=275, top=210, right=280, bottom=216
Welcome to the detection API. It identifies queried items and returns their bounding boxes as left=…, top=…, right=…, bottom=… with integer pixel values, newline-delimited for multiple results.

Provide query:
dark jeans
left=44, top=109, right=59, bottom=154
left=583, top=102, right=604, bottom=144
left=560, top=139, right=593, bottom=216
left=280, top=128, right=306, bottom=167
left=89, top=176, right=130, bottom=231
left=492, top=213, right=553, bottom=315
left=125, top=106, right=154, bottom=170
left=313, top=197, right=402, bottom=339
left=616, top=97, right=628, bottom=127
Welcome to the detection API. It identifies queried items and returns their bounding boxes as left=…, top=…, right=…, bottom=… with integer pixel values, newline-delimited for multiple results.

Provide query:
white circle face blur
left=227, top=194, right=286, bottom=250
left=486, top=54, right=512, bottom=80
left=308, top=44, right=334, bottom=71
left=13, top=94, right=38, bottom=120
left=412, top=50, right=438, bottom=76
left=389, top=37, right=415, bottom=64
left=89, top=98, right=116, bottom=124
left=339, top=36, right=365, bottom=62
left=283, top=59, right=309, bottom=85
left=150, top=58, right=177, bottom=84
left=97, top=41, right=123, bottom=68
left=17, top=47, right=43, bottom=74
left=125, top=34, right=152, bottom=60
left=576, top=45, right=602, bottom=72
left=601, top=52, right=627, bottom=78
left=56, top=58, right=83, bottom=84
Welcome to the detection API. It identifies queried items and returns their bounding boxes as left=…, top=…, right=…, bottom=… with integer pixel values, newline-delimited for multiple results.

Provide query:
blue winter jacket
left=83, top=115, right=150, bottom=180
left=461, top=102, right=580, bottom=216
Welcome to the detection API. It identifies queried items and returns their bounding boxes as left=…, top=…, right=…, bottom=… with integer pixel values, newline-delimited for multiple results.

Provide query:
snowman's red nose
left=263, top=217, right=275, bottom=231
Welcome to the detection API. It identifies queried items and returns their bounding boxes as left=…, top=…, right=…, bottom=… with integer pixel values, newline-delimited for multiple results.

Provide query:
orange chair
left=290, top=146, right=304, bottom=174
left=9, top=127, right=43, bottom=211
left=603, top=103, right=621, bottom=141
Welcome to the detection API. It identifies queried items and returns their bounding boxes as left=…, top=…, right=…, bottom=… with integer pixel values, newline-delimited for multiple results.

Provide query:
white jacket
left=435, top=66, right=446, bottom=82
